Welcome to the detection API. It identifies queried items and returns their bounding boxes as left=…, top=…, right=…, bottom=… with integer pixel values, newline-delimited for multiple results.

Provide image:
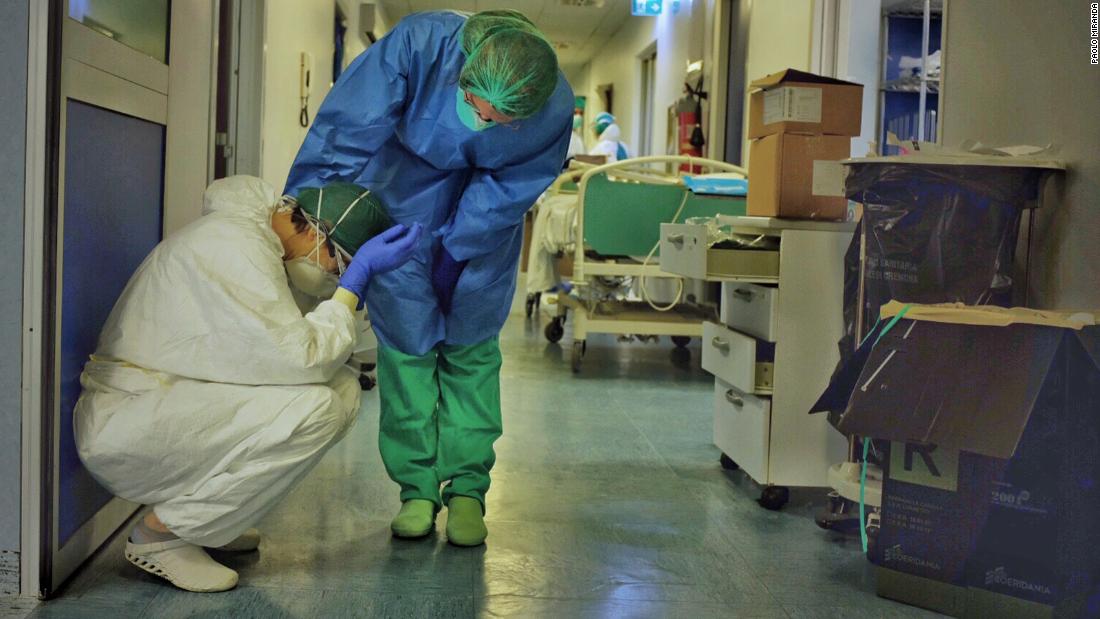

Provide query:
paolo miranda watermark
left=1092, top=2, right=1099, bottom=64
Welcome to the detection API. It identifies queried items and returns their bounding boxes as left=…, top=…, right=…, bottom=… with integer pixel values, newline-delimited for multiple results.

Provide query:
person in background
left=284, top=9, right=573, bottom=547
left=567, top=113, right=585, bottom=161
left=589, top=111, right=632, bottom=162
left=74, top=176, right=421, bottom=592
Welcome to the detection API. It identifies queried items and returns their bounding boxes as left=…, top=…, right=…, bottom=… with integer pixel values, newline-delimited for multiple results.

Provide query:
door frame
left=234, top=0, right=265, bottom=177
left=214, top=0, right=266, bottom=179
left=20, top=0, right=53, bottom=596
left=636, top=41, right=657, bottom=157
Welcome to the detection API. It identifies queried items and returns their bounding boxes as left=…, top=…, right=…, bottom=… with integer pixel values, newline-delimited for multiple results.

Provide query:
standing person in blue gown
left=285, top=9, right=573, bottom=546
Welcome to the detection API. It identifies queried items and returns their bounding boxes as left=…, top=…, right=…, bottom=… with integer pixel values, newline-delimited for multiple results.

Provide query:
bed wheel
left=545, top=317, right=565, bottom=343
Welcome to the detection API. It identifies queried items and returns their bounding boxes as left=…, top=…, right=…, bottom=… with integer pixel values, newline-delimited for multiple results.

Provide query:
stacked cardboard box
left=746, top=69, right=863, bottom=221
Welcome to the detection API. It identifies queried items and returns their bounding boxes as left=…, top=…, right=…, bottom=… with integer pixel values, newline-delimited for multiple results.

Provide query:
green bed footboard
left=581, top=173, right=746, bottom=257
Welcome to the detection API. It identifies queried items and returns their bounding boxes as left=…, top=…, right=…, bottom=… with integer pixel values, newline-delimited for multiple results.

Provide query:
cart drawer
left=720, top=283, right=779, bottom=342
left=714, top=379, right=771, bottom=484
left=702, top=322, right=773, bottom=394
left=660, top=223, right=780, bottom=280
left=659, top=223, right=708, bottom=279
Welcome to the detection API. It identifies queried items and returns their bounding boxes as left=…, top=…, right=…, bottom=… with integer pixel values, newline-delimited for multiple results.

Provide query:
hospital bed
left=523, top=162, right=593, bottom=316
left=533, top=155, right=748, bottom=372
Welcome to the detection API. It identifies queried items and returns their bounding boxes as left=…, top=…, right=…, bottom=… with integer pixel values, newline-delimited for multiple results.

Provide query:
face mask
left=573, top=115, right=583, bottom=131
left=286, top=249, right=339, bottom=298
left=284, top=201, right=347, bottom=298
left=456, top=89, right=496, bottom=132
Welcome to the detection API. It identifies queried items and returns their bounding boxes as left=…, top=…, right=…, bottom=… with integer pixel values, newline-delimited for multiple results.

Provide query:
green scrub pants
left=378, top=337, right=502, bottom=509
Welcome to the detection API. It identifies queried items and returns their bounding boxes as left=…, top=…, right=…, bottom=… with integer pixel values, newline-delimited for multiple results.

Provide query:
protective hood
left=202, top=175, right=280, bottom=217
left=598, top=123, right=621, bottom=141
left=94, top=179, right=357, bottom=386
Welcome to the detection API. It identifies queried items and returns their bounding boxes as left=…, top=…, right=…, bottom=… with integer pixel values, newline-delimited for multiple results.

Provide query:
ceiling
left=377, top=0, right=633, bottom=74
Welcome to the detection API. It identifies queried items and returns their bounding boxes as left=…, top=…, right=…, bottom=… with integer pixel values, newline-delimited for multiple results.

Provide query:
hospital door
left=31, top=0, right=170, bottom=596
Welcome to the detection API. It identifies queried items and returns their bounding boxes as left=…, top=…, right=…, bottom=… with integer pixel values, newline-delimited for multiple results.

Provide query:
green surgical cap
left=594, top=112, right=615, bottom=135
left=295, top=182, right=392, bottom=256
left=459, top=11, right=559, bottom=120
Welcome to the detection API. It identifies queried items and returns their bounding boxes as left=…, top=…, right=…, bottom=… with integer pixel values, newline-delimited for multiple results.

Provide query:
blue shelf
left=880, top=12, right=942, bottom=155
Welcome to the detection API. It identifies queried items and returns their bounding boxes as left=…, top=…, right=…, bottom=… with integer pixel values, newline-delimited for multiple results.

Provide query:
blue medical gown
left=285, top=12, right=573, bottom=356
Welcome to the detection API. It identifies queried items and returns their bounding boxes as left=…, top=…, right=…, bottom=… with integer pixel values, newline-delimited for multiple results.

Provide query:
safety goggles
left=461, top=89, right=522, bottom=131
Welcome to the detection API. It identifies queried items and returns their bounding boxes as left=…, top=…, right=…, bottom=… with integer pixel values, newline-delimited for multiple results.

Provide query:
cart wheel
left=758, top=486, right=790, bottom=511
left=358, top=373, right=376, bottom=391
left=544, top=318, right=565, bottom=343
left=571, top=340, right=585, bottom=373
left=719, top=453, right=740, bottom=471
left=672, top=336, right=691, bottom=348
left=815, top=493, right=859, bottom=531
left=865, top=516, right=881, bottom=556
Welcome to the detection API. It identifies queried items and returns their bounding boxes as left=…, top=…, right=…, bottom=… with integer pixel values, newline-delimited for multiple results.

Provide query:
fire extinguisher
left=678, top=77, right=707, bottom=173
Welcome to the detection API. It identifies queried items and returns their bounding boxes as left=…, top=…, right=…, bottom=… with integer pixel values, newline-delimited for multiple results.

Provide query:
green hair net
left=295, top=182, right=392, bottom=256
left=459, top=11, right=559, bottom=120
left=594, top=112, right=615, bottom=136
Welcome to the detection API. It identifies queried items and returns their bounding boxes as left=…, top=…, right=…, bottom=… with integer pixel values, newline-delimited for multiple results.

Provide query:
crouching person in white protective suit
left=74, top=176, right=422, bottom=592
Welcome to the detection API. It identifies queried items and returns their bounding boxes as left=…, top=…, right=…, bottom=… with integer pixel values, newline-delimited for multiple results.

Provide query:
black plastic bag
left=828, top=163, right=1044, bottom=428
left=841, top=163, right=1043, bottom=355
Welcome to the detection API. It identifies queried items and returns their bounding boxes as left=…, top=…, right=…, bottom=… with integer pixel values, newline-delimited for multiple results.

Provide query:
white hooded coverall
left=588, top=123, right=631, bottom=162
left=74, top=176, right=361, bottom=548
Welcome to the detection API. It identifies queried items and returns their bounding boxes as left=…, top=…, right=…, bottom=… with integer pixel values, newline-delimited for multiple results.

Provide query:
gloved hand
left=431, top=245, right=467, bottom=315
left=339, top=223, right=423, bottom=307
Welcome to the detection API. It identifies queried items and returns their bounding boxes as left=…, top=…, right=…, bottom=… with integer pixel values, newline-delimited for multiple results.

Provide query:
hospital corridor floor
left=15, top=293, right=946, bottom=619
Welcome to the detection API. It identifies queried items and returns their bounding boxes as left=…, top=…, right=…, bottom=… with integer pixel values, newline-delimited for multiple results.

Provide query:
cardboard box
left=814, top=305, right=1100, bottom=618
left=747, top=133, right=850, bottom=220
left=748, top=69, right=863, bottom=139
left=873, top=442, right=1001, bottom=616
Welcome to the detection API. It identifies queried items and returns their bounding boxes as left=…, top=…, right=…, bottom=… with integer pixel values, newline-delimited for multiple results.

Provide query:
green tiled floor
left=18, top=291, right=945, bottom=618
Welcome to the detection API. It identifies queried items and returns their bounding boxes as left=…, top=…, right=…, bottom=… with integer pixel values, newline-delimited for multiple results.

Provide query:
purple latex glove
left=431, top=245, right=467, bottom=315
left=340, top=223, right=423, bottom=308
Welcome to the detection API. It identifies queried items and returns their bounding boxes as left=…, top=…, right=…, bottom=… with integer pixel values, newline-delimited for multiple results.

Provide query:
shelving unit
left=660, top=217, right=856, bottom=510
left=879, top=0, right=944, bottom=155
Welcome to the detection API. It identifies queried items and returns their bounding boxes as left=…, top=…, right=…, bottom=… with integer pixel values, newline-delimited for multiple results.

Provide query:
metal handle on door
left=725, top=389, right=744, bottom=407
left=666, top=233, right=685, bottom=246
left=711, top=337, right=730, bottom=351
left=733, top=288, right=753, bottom=302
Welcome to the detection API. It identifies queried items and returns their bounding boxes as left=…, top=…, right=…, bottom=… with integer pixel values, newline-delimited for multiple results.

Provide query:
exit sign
left=632, top=0, right=662, bottom=16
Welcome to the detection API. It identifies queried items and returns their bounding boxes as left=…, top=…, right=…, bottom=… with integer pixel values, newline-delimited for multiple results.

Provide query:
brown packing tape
left=878, top=301, right=1097, bottom=330
left=749, top=68, right=863, bottom=90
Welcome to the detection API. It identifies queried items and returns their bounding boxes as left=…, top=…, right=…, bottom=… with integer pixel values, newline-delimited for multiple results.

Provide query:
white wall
left=941, top=0, right=1100, bottom=309
left=836, top=0, right=883, bottom=157
left=741, top=0, right=816, bottom=165
left=563, top=62, right=589, bottom=95
left=562, top=61, right=589, bottom=150
left=336, top=0, right=391, bottom=71
left=260, top=1, right=338, bottom=192
left=579, top=1, right=710, bottom=158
